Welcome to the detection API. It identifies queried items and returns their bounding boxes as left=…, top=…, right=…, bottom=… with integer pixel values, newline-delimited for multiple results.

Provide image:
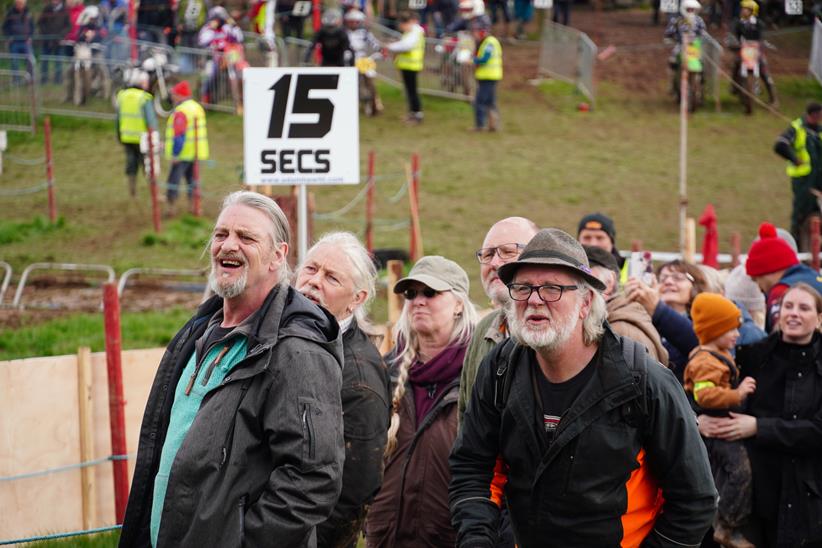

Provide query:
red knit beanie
left=745, top=222, right=798, bottom=277
left=171, top=80, right=192, bottom=99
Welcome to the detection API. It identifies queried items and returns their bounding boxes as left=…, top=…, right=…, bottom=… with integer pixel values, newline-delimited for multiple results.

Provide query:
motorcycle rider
left=64, top=4, right=106, bottom=103
left=304, top=8, right=353, bottom=67
left=197, top=6, right=243, bottom=104
left=115, top=69, right=157, bottom=197
left=665, top=0, right=706, bottom=96
left=345, top=9, right=383, bottom=115
left=728, top=0, right=776, bottom=105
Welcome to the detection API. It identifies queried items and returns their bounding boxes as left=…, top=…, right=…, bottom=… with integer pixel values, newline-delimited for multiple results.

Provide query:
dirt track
left=499, top=8, right=812, bottom=94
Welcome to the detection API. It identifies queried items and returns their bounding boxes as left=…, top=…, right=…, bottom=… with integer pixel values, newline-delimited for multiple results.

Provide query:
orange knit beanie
left=691, top=293, right=741, bottom=345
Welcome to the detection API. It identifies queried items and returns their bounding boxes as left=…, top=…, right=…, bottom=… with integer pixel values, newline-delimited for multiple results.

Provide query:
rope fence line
left=5, top=154, right=46, bottom=166
left=0, top=181, right=49, bottom=197
left=0, top=525, right=122, bottom=546
left=0, top=453, right=133, bottom=483
left=313, top=183, right=372, bottom=221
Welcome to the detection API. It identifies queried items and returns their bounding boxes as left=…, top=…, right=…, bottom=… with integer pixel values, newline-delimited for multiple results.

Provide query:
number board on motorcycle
left=243, top=67, right=359, bottom=185
left=534, top=0, right=553, bottom=10
left=660, top=0, right=679, bottom=13
left=784, top=0, right=802, bottom=15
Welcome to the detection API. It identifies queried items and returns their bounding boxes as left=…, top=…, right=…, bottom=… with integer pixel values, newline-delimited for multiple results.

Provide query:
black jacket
left=119, top=284, right=345, bottom=548
left=317, top=319, right=391, bottom=548
left=37, top=2, right=70, bottom=42
left=3, top=5, right=33, bottom=42
left=737, top=332, right=822, bottom=547
left=450, top=327, right=717, bottom=548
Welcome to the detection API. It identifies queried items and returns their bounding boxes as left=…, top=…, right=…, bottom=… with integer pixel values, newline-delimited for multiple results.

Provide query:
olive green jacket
left=458, top=308, right=507, bottom=425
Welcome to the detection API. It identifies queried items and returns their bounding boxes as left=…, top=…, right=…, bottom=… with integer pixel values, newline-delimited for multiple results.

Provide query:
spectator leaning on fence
left=387, top=11, right=425, bottom=125
left=294, top=232, right=391, bottom=548
left=119, top=191, right=345, bottom=548
left=164, top=80, right=209, bottom=217
left=37, top=0, right=71, bottom=85
left=115, top=70, right=157, bottom=198
left=449, top=228, right=717, bottom=547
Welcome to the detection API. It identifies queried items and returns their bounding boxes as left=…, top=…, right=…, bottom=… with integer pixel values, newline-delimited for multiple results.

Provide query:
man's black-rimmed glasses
left=507, top=283, right=579, bottom=303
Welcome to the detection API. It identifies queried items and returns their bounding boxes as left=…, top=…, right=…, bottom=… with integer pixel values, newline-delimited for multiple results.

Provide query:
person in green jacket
left=458, top=216, right=538, bottom=424
left=773, top=102, right=822, bottom=251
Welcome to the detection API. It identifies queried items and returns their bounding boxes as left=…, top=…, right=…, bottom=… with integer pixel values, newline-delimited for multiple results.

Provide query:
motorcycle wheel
left=742, top=73, right=754, bottom=115
left=154, top=93, right=174, bottom=117
left=74, top=67, right=88, bottom=106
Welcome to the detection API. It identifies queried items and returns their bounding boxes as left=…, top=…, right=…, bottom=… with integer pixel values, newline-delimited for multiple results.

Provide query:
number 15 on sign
left=243, top=67, right=360, bottom=186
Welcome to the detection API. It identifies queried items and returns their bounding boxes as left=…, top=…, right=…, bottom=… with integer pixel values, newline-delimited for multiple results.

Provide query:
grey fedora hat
left=498, top=228, right=606, bottom=291
left=393, top=255, right=470, bottom=295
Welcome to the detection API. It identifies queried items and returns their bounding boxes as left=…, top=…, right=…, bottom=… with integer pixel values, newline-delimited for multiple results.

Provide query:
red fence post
left=148, top=132, right=162, bottom=233
left=192, top=118, right=202, bottom=217
left=365, top=150, right=375, bottom=253
left=128, top=0, right=137, bottom=63
left=812, top=217, right=821, bottom=272
left=44, top=116, right=56, bottom=224
left=730, top=232, right=741, bottom=268
left=103, top=283, right=129, bottom=524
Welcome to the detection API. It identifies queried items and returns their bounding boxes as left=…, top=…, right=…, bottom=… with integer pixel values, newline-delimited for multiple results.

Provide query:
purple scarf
left=408, top=342, right=467, bottom=425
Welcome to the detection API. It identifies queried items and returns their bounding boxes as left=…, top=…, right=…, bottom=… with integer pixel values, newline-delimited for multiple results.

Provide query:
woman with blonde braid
left=365, top=256, right=478, bottom=548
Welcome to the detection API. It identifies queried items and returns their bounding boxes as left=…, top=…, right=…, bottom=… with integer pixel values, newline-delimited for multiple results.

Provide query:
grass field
left=0, top=73, right=820, bottom=340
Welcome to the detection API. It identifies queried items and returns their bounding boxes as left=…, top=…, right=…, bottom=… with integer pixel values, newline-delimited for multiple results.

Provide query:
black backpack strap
left=493, top=338, right=520, bottom=412
left=619, top=336, right=650, bottom=430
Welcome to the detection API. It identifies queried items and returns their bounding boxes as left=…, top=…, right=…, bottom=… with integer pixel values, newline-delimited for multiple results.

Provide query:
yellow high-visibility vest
left=117, top=87, right=153, bottom=145
left=786, top=118, right=812, bottom=178
left=475, top=36, right=502, bottom=81
left=165, top=99, right=210, bottom=161
left=394, top=26, right=424, bottom=72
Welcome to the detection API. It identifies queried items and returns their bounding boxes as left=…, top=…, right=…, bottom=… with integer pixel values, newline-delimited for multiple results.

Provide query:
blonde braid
left=384, top=350, right=413, bottom=457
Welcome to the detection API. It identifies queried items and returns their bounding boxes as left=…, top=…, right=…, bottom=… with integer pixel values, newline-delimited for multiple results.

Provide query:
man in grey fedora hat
left=449, top=228, right=716, bottom=547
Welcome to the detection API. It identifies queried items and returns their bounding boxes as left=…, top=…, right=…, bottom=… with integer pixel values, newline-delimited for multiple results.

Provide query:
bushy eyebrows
left=212, top=225, right=265, bottom=240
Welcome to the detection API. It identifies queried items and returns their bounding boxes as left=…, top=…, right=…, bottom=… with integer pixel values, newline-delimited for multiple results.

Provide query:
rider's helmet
left=740, top=0, right=759, bottom=16
left=130, top=69, right=150, bottom=88
left=471, top=14, right=491, bottom=32
left=680, top=0, right=701, bottom=18
left=459, top=0, right=485, bottom=18
left=77, top=5, right=100, bottom=26
left=208, top=6, right=230, bottom=24
left=344, top=9, right=365, bottom=29
left=322, top=8, right=343, bottom=27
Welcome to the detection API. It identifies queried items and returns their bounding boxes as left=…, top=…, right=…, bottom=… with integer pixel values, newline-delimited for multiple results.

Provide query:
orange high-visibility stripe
left=489, top=457, right=509, bottom=508
left=620, top=448, right=664, bottom=548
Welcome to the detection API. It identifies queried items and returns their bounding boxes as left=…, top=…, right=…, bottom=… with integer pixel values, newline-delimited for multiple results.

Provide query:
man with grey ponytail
left=121, top=191, right=345, bottom=548
left=366, top=256, right=478, bottom=548
left=450, top=228, right=717, bottom=548
left=295, top=232, right=391, bottom=548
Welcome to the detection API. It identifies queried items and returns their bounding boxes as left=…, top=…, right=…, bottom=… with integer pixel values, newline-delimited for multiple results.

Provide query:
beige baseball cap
left=393, top=255, right=469, bottom=295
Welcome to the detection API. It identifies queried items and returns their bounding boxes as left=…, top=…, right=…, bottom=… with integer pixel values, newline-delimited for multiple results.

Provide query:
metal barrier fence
left=537, top=21, right=597, bottom=103
left=701, top=33, right=724, bottom=107
left=811, top=18, right=822, bottom=86
left=371, top=23, right=472, bottom=101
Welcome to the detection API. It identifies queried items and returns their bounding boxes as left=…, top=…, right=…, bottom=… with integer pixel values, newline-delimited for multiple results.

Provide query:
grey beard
left=209, top=267, right=248, bottom=299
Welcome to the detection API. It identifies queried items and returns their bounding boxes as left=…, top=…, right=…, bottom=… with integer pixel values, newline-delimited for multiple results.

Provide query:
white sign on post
left=534, top=0, right=553, bottom=10
left=785, top=0, right=803, bottom=15
left=661, top=0, right=679, bottom=13
left=243, top=67, right=360, bottom=186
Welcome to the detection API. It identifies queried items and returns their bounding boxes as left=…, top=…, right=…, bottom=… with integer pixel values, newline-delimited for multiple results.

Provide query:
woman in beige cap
left=366, top=256, right=478, bottom=548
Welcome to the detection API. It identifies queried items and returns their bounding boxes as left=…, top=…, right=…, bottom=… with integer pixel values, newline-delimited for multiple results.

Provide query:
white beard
left=507, top=299, right=582, bottom=352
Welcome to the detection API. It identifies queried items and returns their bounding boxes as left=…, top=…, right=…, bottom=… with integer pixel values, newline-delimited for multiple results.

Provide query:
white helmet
left=680, top=0, right=701, bottom=15
left=344, top=9, right=365, bottom=22
left=459, top=0, right=485, bottom=18
left=77, top=5, right=100, bottom=25
left=130, top=69, right=150, bottom=88
left=321, top=8, right=342, bottom=26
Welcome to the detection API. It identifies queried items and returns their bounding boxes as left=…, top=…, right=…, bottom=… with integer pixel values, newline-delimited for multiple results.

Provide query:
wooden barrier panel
left=0, top=348, right=164, bottom=540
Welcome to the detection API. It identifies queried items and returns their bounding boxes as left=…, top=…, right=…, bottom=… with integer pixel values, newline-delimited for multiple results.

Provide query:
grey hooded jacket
left=119, top=283, right=345, bottom=548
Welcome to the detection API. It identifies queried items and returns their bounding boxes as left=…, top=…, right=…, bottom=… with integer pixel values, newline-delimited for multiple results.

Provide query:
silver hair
left=299, top=231, right=377, bottom=322
left=385, top=288, right=478, bottom=455
left=580, top=281, right=607, bottom=345
left=216, top=191, right=291, bottom=279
